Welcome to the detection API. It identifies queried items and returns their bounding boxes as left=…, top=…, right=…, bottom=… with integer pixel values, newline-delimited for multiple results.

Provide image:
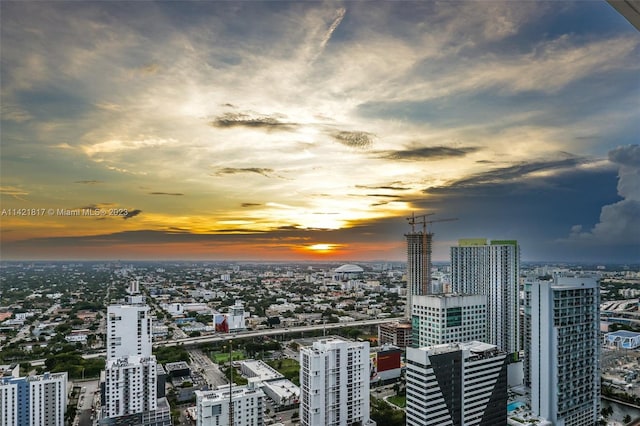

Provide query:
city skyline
left=1, top=1, right=638, bottom=262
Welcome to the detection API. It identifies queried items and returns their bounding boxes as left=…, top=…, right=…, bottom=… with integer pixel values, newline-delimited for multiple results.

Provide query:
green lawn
left=267, top=358, right=300, bottom=385
left=209, top=350, right=245, bottom=364
left=387, top=395, right=406, bottom=408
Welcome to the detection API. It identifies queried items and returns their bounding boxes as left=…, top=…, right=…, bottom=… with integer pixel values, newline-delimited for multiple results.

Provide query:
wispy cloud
left=210, top=112, right=297, bottom=131
left=378, top=146, right=480, bottom=161
left=213, top=168, right=275, bottom=178
left=149, top=192, right=184, bottom=196
left=332, top=131, right=374, bottom=149
left=75, top=180, right=104, bottom=185
left=0, top=186, right=29, bottom=200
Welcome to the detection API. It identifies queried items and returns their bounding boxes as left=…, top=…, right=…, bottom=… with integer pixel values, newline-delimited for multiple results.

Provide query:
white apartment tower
left=103, top=356, right=158, bottom=418
left=299, top=338, right=375, bottom=426
left=406, top=342, right=507, bottom=426
left=195, top=384, right=264, bottom=426
left=102, top=297, right=168, bottom=424
left=107, top=295, right=152, bottom=360
left=0, top=372, right=67, bottom=426
left=411, top=294, right=487, bottom=348
left=405, top=231, right=433, bottom=318
left=529, top=276, right=600, bottom=426
left=451, top=239, right=520, bottom=355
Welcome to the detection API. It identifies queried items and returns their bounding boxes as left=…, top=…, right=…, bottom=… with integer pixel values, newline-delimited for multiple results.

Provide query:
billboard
left=214, top=314, right=229, bottom=333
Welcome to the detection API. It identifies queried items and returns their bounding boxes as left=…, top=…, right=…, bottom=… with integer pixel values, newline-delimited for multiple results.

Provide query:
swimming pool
left=507, top=401, right=525, bottom=412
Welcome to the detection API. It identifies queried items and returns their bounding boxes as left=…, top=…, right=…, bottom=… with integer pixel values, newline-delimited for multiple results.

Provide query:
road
left=159, top=318, right=394, bottom=348
left=189, top=348, right=227, bottom=388
left=25, top=318, right=395, bottom=364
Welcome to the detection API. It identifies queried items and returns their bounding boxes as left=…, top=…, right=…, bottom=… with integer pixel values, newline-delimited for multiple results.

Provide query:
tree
left=624, top=414, right=632, bottom=424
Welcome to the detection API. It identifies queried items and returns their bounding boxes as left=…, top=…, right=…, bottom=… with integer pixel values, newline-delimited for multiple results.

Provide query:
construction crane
left=406, top=212, right=458, bottom=233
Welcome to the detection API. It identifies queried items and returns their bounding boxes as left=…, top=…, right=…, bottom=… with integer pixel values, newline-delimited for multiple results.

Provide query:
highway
left=157, top=318, right=394, bottom=348
left=28, top=318, right=395, bottom=364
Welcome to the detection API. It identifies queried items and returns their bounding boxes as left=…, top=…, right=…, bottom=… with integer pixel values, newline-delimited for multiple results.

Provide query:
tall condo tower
left=299, top=338, right=375, bottom=426
left=102, top=296, right=170, bottom=425
left=107, top=295, right=152, bottom=360
left=451, top=239, right=520, bottom=355
left=528, top=276, right=600, bottom=426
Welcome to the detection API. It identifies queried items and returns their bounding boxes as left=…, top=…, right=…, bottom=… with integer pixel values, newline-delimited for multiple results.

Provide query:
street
left=189, top=348, right=228, bottom=388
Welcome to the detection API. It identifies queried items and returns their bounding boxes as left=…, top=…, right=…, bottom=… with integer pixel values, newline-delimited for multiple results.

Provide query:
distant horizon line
left=1, top=259, right=638, bottom=266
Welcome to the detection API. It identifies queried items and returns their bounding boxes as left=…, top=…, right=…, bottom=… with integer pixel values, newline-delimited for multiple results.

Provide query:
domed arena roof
left=334, top=264, right=364, bottom=273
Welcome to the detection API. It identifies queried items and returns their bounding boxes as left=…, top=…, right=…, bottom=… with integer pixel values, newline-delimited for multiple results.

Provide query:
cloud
left=83, top=137, right=175, bottom=156
left=241, top=203, right=262, bottom=207
left=149, top=192, right=184, bottom=196
left=213, top=168, right=274, bottom=178
left=355, top=184, right=411, bottom=191
left=1, top=104, right=33, bottom=122
left=123, top=209, right=142, bottom=220
left=378, top=145, right=479, bottom=161
left=136, top=63, right=160, bottom=75
left=210, top=112, right=297, bottom=131
left=425, top=156, right=585, bottom=194
left=566, top=145, right=640, bottom=245
left=332, top=131, right=374, bottom=149
left=75, top=180, right=103, bottom=185
left=313, top=7, right=346, bottom=62
left=0, top=186, right=29, bottom=198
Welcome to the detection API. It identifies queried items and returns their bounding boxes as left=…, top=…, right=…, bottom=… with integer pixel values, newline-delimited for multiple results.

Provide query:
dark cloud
left=565, top=145, right=640, bottom=246
left=425, top=157, right=585, bottom=195
left=214, top=168, right=274, bottom=177
left=609, top=144, right=640, bottom=167
left=378, top=145, right=479, bottom=161
left=364, top=194, right=402, bottom=198
left=332, top=131, right=374, bottom=149
left=149, top=192, right=184, bottom=196
left=241, top=203, right=262, bottom=207
left=355, top=184, right=411, bottom=191
left=210, top=112, right=296, bottom=131
left=74, top=180, right=103, bottom=185
left=123, top=209, right=142, bottom=220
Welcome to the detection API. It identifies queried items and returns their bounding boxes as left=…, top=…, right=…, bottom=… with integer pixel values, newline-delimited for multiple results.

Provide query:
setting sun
left=307, top=243, right=338, bottom=253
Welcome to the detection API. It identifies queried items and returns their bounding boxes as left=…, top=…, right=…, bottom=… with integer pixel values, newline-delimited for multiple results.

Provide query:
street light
left=228, top=339, right=233, bottom=426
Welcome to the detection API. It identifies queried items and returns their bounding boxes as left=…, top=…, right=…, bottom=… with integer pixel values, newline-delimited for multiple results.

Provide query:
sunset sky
left=1, top=1, right=638, bottom=262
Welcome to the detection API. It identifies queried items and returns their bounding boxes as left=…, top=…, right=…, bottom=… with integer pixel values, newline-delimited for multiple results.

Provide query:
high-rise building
left=406, top=342, right=507, bottom=426
left=405, top=231, right=433, bottom=318
left=451, top=239, right=520, bottom=355
left=528, top=276, right=600, bottom=426
left=101, top=297, right=170, bottom=426
left=103, top=356, right=158, bottom=418
left=107, top=295, right=152, bottom=360
left=195, top=384, right=265, bottom=426
left=0, top=372, right=67, bottom=426
left=411, top=294, right=487, bottom=348
left=299, top=338, right=375, bottom=426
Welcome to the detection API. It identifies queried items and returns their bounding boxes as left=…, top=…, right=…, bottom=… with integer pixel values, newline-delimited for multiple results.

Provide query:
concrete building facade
left=107, top=295, right=152, bottom=360
left=406, top=342, right=507, bottom=426
left=451, top=239, right=520, bottom=355
left=299, top=338, right=375, bottom=426
left=405, top=232, right=433, bottom=318
left=0, top=372, right=67, bottom=426
left=195, top=385, right=264, bottom=426
left=529, top=276, right=600, bottom=426
left=411, top=294, right=487, bottom=348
